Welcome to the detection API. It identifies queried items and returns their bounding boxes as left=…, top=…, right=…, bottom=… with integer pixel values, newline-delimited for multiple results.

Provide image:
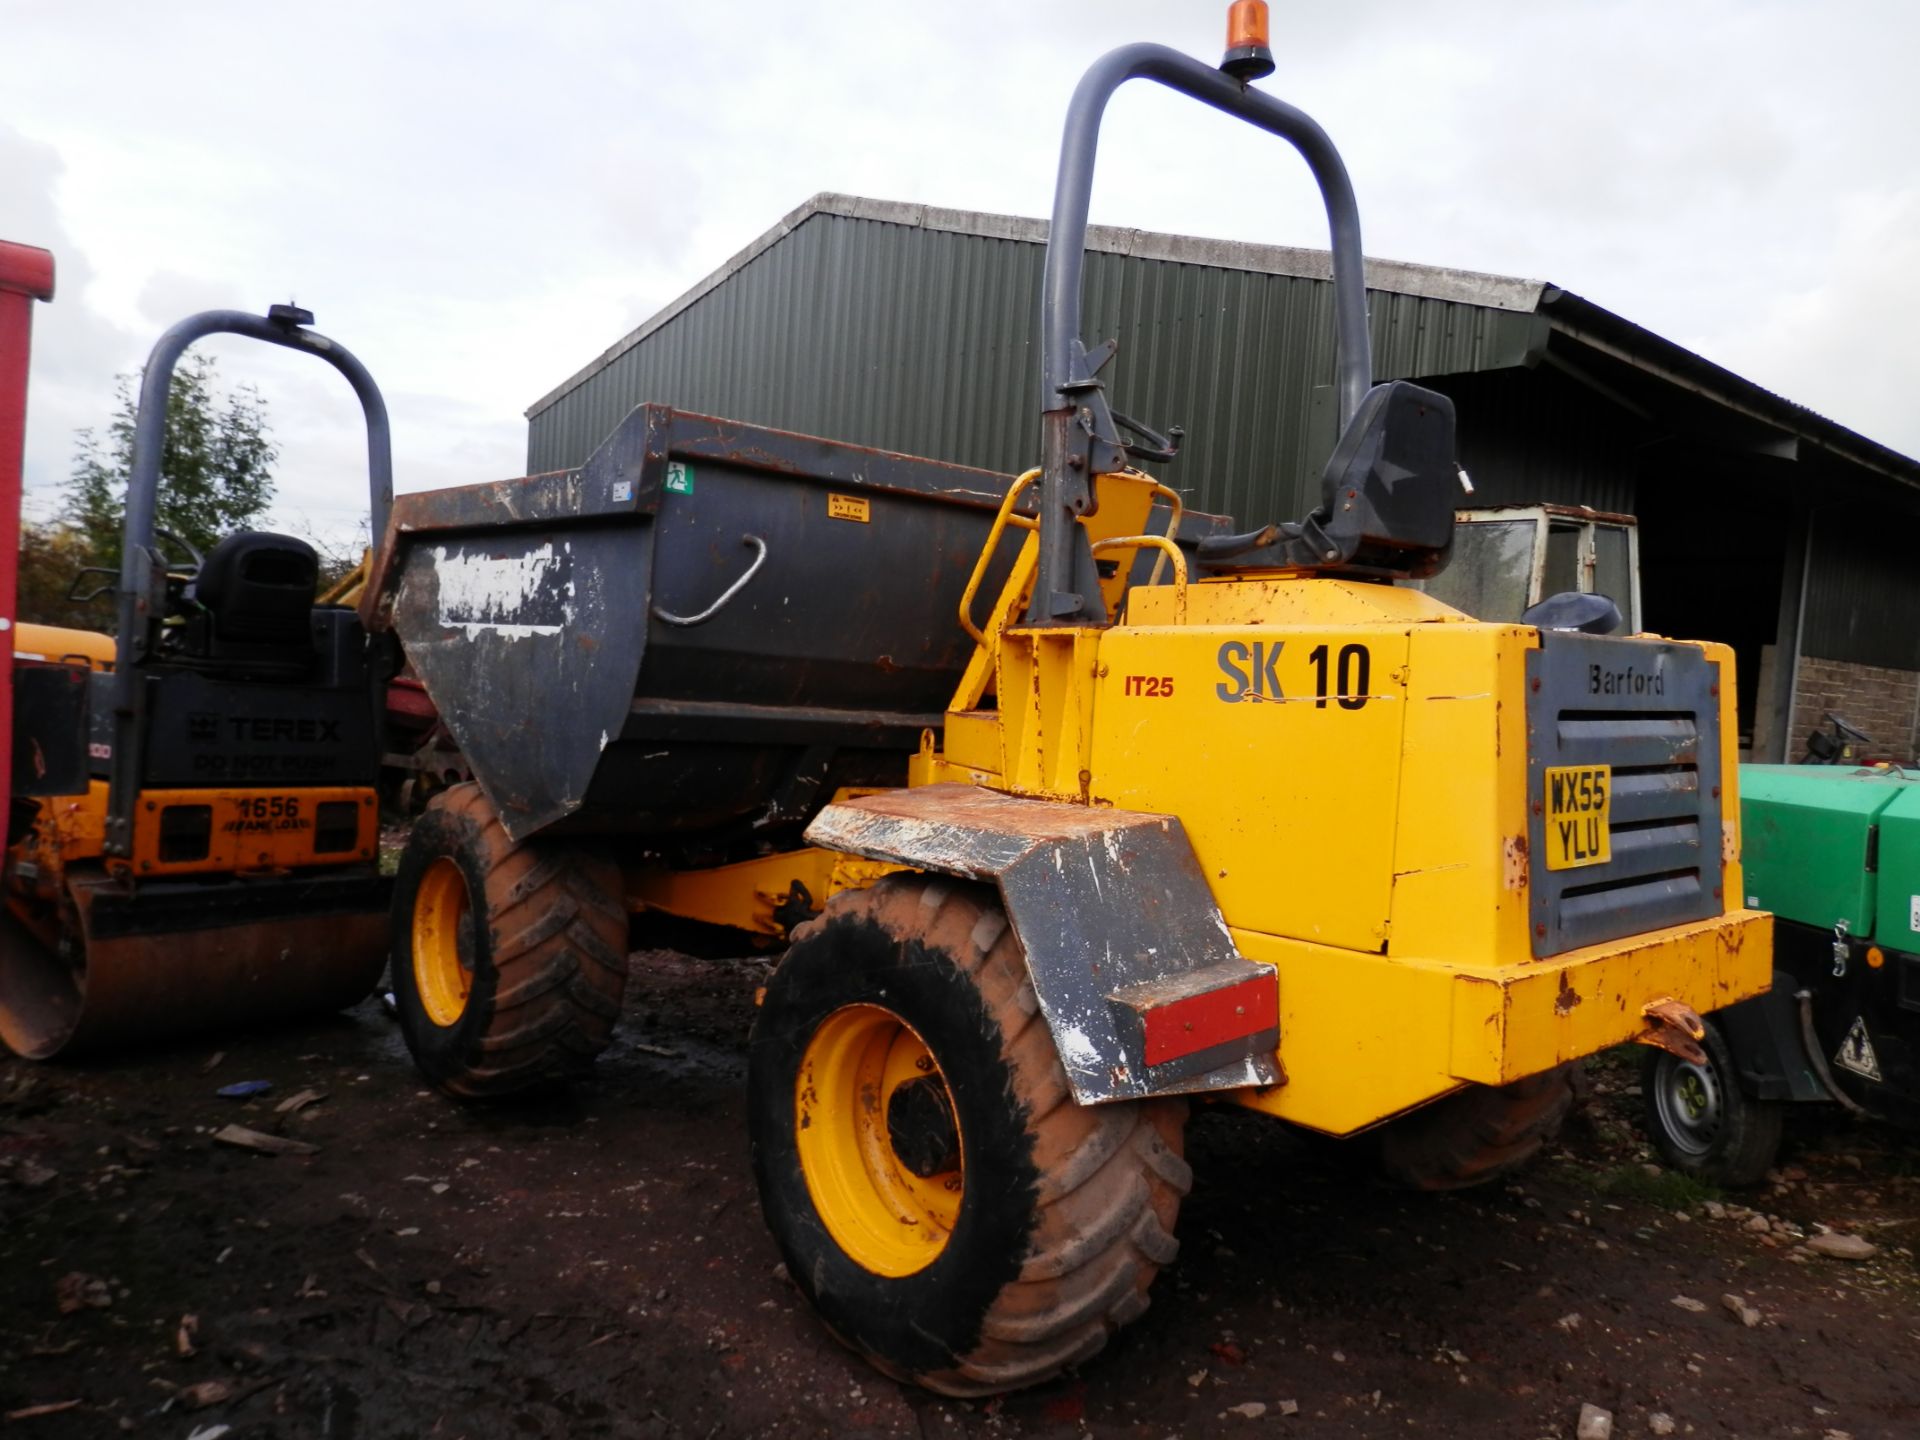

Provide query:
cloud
left=1691, top=187, right=1920, bottom=458
left=3, top=0, right=1916, bottom=550
left=0, top=126, right=137, bottom=521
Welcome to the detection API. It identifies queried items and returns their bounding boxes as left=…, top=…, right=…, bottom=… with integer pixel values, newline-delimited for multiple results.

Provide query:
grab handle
left=652, top=534, right=768, bottom=627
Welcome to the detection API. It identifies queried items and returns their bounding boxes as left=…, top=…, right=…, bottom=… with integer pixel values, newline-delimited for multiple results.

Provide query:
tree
left=64, top=352, right=277, bottom=572
left=14, top=519, right=107, bottom=630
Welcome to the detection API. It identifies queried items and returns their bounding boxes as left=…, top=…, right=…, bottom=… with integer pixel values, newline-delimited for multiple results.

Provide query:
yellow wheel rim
left=412, top=857, right=474, bottom=1027
left=795, top=1004, right=965, bottom=1277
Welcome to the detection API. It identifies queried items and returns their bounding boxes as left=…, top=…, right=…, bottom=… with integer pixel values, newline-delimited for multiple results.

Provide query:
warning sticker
left=827, top=493, right=871, bottom=523
left=1909, top=893, right=1920, bottom=932
left=665, top=462, right=694, bottom=495
left=1834, top=1016, right=1883, bottom=1082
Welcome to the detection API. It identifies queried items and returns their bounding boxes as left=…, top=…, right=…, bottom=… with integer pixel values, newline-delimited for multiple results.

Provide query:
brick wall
left=1790, top=654, right=1920, bottom=762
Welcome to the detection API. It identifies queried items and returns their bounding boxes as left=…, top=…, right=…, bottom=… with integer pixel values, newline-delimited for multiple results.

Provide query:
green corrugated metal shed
left=525, top=192, right=1920, bottom=763
left=524, top=194, right=1556, bottom=526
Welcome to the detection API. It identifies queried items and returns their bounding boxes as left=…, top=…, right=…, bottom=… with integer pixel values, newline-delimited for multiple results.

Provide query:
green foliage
left=64, top=353, right=277, bottom=572
left=14, top=520, right=109, bottom=630
left=1591, top=1163, right=1722, bottom=1210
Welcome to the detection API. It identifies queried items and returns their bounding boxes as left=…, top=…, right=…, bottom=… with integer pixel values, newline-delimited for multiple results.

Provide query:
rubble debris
left=275, top=1090, right=325, bottom=1115
left=1722, top=1294, right=1762, bottom=1328
left=178, top=1379, right=235, bottom=1409
left=211, top=1125, right=318, bottom=1157
left=0, top=1070, right=44, bottom=1110
left=54, top=1273, right=111, bottom=1314
left=1576, top=1403, right=1614, bottom=1440
left=215, top=1081, right=273, bottom=1100
left=1804, top=1232, right=1877, bottom=1261
left=3, top=1400, right=82, bottom=1421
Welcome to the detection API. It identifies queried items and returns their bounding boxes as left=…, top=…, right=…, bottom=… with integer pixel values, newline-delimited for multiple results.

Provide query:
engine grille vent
left=1526, top=635, right=1723, bottom=958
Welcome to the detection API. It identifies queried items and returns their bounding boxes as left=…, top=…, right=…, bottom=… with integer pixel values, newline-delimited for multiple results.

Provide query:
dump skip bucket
left=366, top=406, right=1222, bottom=847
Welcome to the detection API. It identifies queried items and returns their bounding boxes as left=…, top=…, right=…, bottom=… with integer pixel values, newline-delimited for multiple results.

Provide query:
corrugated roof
left=526, top=191, right=1920, bottom=495
left=525, top=192, right=1548, bottom=420
left=1537, top=287, right=1920, bottom=491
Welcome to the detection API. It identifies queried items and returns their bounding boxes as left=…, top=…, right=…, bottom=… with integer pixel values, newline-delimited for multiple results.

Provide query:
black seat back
left=189, top=532, right=319, bottom=648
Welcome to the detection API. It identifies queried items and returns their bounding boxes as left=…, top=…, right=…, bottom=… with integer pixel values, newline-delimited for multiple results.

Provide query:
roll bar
left=104, top=305, right=391, bottom=856
left=113, top=306, right=391, bottom=670
left=1032, top=43, right=1373, bottom=624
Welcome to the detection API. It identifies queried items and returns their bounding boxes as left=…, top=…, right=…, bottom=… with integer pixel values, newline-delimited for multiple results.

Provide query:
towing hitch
left=1634, top=997, right=1708, bottom=1066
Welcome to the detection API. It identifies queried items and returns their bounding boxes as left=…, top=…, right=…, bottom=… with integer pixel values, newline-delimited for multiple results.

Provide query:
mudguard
left=1716, top=968, right=1828, bottom=1104
left=806, top=783, right=1281, bottom=1104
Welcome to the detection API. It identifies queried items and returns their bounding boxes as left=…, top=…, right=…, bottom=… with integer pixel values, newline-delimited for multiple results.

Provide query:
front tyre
left=1640, top=1018, right=1783, bottom=1187
left=748, top=875, right=1190, bottom=1396
left=391, top=783, right=630, bottom=1098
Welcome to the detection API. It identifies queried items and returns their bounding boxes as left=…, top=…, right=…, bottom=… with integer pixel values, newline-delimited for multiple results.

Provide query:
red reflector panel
left=1140, top=973, right=1278, bottom=1067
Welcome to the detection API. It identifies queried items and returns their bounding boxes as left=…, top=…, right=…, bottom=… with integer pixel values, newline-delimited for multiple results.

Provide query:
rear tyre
left=748, top=874, right=1190, bottom=1396
left=391, top=782, right=629, bottom=1098
left=1640, top=1018, right=1782, bottom=1187
left=1374, top=1064, right=1582, bottom=1191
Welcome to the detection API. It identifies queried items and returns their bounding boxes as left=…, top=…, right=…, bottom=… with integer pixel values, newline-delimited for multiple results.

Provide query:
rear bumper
left=1445, top=907, right=1772, bottom=1086
left=1230, top=907, right=1772, bottom=1135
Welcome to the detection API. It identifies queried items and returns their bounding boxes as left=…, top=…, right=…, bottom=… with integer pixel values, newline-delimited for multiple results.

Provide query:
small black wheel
left=392, top=782, right=629, bottom=1098
left=1640, top=1018, right=1783, bottom=1186
left=1374, top=1065, right=1583, bottom=1190
left=748, top=874, right=1190, bottom=1396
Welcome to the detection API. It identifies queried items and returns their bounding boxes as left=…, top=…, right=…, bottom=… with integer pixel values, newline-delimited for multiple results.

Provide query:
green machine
left=1642, top=764, right=1920, bottom=1182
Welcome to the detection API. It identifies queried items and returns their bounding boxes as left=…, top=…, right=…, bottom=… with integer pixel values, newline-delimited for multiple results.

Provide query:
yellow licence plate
left=1544, top=764, right=1611, bottom=871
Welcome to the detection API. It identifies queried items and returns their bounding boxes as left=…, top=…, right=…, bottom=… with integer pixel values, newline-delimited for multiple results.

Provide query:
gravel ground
left=0, top=939, right=1915, bottom=1439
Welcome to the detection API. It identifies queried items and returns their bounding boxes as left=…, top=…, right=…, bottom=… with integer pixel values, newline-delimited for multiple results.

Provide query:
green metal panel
left=526, top=210, right=1544, bottom=529
left=1738, top=764, right=1919, bottom=933
left=1873, top=786, right=1920, bottom=948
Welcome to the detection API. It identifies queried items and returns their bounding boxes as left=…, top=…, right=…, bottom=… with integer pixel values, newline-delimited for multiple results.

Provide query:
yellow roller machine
left=0, top=304, right=394, bottom=1058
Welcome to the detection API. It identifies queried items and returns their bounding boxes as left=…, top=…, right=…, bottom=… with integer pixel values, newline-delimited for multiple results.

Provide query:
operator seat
left=176, top=531, right=319, bottom=677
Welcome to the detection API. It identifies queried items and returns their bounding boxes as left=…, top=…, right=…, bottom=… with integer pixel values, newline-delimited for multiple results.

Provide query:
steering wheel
left=152, top=528, right=206, bottom=582
left=150, top=529, right=209, bottom=627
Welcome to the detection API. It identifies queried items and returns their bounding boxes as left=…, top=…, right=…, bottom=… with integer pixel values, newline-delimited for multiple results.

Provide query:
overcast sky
left=4, top=0, right=1916, bottom=544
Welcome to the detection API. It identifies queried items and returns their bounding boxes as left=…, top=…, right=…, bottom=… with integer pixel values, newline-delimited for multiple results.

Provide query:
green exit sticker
left=665, top=461, right=694, bottom=495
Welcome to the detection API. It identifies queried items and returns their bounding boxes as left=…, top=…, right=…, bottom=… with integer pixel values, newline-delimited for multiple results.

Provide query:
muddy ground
left=1, top=939, right=1915, bottom=1440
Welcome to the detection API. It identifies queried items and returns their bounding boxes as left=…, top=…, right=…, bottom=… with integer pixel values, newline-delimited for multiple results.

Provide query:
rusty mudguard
left=806, top=784, right=1281, bottom=1105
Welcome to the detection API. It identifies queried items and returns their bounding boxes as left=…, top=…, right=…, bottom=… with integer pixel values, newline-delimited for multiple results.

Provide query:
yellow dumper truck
left=363, top=6, right=1770, bottom=1395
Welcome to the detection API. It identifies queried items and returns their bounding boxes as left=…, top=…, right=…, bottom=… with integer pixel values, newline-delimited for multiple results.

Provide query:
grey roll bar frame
left=103, top=306, right=392, bottom=856
left=1032, top=42, right=1373, bottom=624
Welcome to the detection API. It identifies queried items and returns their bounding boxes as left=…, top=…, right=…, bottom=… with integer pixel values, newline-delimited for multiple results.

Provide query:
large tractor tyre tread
left=1640, top=1020, right=1784, bottom=1187
left=1375, top=1064, right=1583, bottom=1192
left=750, top=874, right=1189, bottom=1397
left=393, top=782, right=629, bottom=1099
